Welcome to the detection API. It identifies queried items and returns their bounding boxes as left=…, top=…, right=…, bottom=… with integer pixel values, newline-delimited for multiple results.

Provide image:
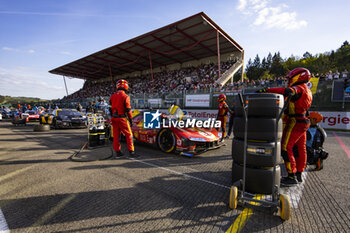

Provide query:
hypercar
left=49, top=109, right=87, bottom=129
left=23, top=110, right=40, bottom=121
left=127, top=106, right=222, bottom=156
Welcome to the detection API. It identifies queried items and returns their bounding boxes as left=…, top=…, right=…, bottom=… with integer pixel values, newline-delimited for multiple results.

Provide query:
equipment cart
left=229, top=93, right=292, bottom=221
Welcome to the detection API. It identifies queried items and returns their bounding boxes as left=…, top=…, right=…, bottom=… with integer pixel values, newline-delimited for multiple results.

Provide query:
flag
left=307, top=77, right=320, bottom=94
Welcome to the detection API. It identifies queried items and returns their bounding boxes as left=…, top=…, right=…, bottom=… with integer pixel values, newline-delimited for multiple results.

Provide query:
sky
left=0, top=0, right=349, bottom=100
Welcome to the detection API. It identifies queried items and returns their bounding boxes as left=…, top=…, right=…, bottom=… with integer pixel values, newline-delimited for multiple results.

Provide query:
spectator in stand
left=326, top=71, right=333, bottom=80
left=342, top=69, right=348, bottom=79
left=334, top=70, right=340, bottom=79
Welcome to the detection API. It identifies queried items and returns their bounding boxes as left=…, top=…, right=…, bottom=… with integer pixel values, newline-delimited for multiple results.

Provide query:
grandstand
left=49, top=12, right=244, bottom=100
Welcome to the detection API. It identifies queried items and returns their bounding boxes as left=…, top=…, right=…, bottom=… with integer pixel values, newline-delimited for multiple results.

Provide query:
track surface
left=0, top=121, right=349, bottom=232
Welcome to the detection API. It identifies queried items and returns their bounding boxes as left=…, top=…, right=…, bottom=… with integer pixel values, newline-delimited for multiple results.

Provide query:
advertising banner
left=148, top=98, right=161, bottom=106
left=185, top=94, right=210, bottom=107
left=141, top=108, right=350, bottom=130
left=318, top=111, right=350, bottom=130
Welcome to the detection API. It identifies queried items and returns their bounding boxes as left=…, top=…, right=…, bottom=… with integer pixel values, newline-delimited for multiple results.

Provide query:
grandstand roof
left=49, top=12, right=243, bottom=80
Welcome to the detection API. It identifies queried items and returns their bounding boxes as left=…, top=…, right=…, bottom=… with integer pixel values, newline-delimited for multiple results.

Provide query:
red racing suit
left=267, top=83, right=312, bottom=174
left=217, top=101, right=229, bottom=138
left=109, top=90, right=134, bottom=153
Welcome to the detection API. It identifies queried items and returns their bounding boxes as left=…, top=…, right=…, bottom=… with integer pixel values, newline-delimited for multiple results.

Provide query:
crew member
left=217, top=94, right=232, bottom=142
left=226, top=100, right=236, bottom=139
left=306, top=112, right=328, bottom=170
left=109, top=79, right=135, bottom=157
left=258, top=68, right=313, bottom=185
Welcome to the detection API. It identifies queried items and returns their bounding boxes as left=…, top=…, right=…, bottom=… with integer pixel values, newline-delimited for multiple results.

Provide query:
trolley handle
left=277, top=93, right=292, bottom=121
left=238, top=93, right=247, bottom=120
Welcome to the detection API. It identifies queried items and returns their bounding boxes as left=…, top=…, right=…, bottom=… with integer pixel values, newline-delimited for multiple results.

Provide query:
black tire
left=33, top=124, right=50, bottom=132
left=157, top=129, right=176, bottom=153
left=235, top=93, right=284, bottom=118
left=234, top=117, right=282, bottom=141
left=52, top=119, right=58, bottom=129
left=231, top=162, right=281, bottom=194
left=232, top=138, right=282, bottom=167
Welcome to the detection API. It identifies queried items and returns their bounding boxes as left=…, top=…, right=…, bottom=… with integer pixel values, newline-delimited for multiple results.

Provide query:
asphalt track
left=0, top=120, right=349, bottom=232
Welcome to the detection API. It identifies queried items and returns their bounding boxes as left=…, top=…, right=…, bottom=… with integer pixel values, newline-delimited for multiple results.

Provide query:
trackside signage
left=318, top=111, right=350, bottom=130
left=185, top=94, right=210, bottom=107
left=141, top=109, right=350, bottom=130
left=143, top=110, right=221, bottom=129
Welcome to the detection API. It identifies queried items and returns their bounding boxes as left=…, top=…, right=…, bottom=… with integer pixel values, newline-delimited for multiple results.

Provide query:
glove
left=256, top=88, right=267, bottom=93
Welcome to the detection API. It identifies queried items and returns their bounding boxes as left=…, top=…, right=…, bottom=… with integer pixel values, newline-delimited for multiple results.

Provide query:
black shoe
left=129, top=151, right=139, bottom=158
left=296, top=172, right=303, bottom=183
left=116, top=151, right=124, bottom=157
left=281, top=174, right=298, bottom=186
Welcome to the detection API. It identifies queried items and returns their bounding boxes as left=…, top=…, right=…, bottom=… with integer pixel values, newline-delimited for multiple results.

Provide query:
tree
left=0, top=95, right=5, bottom=104
left=270, top=52, right=287, bottom=77
left=303, top=51, right=312, bottom=59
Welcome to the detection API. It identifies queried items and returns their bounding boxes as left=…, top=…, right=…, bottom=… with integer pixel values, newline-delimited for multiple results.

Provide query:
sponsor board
left=141, top=109, right=350, bottom=130
left=318, top=111, right=350, bottom=130
left=185, top=94, right=210, bottom=107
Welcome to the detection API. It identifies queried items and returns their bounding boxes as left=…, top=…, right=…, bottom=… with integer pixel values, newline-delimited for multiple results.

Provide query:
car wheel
left=232, top=138, right=282, bottom=167
left=231, top=161, right=281, bottom=194
left=33, top=124, right=50, bottom=132
left=157, top=129, right=176, bottom=153
left=234, top=117, right=282, bottom=141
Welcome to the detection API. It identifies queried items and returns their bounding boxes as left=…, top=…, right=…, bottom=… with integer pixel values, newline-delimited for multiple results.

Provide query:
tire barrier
left=233, top=117, right=282, bottom=141
left=33, top=124, right=50, bottom=132
left=232, top=138, right=281, bottom=167
left=234, top=93, right=284, bottom=118
left=231, top=162, right=281, bottom=194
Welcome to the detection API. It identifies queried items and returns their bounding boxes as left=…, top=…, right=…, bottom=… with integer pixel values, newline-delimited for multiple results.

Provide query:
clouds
left=237, top=0, right=307, bottom=30
left=2, top=46, right=36, bottom=54
left=0, top=66, right=83, bottom=99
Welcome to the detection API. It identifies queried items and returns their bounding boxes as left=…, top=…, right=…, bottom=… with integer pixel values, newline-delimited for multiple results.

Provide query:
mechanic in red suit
left=109, top=79, right=135, bottom=157
left=259, top=68, right=312, bottom=185
left=217, top=94, right=233, bottom=142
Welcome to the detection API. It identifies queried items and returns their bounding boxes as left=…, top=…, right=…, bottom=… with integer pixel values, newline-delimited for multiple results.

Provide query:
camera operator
left=306, top=112, right=328, bottom=170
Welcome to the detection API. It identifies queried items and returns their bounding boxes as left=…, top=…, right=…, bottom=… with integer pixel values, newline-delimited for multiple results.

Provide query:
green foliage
left=245, top=41, right=350, bottom=80
left=0, top=95, right=49, bottom=106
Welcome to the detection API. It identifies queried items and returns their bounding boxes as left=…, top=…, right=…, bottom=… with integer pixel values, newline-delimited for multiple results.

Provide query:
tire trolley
left=229, top=93, right=292, bottom=220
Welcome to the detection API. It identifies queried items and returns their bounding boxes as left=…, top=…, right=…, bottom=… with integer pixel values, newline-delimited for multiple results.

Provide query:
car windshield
left=167, top=105, right=191, bottom=120
left=26, top=111, right=36, bottom=115
left=57, top=110, right=82, bottom=117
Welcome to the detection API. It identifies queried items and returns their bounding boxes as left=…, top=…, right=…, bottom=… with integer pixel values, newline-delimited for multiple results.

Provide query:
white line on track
left=0, top=165, right=36, bottom=183
left=280, top=171, right=308, bottom=208
left=131, top=158, right=308, bottom=209
left=0, top=208, right=10, bottom=233
left=129, top=158, right=231, bottom=189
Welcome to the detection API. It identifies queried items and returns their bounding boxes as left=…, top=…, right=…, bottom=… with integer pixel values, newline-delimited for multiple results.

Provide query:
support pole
left=109, top=64, right=114, bottom=91
left=63, top=76, right=69, bottom=96
left=241, top=50, right=245, bottom=83
left=148, top=50, right=154, bottom=82
left=216, top=31, right=221, bottom=81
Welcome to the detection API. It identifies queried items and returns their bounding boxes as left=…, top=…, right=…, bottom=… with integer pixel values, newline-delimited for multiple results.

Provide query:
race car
left=48, top=109, right=87, bottom=129
left=23, top=110, right=40, bottom=121
left=126, top=106, right=222, bottom=156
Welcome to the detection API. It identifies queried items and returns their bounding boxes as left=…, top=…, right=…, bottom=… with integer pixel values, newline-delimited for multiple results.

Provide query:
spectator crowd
left=62, top=60, right=349, bottom=101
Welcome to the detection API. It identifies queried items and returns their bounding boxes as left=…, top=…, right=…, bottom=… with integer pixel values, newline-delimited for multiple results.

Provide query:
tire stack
left=232, top=93, right=284, bottom=194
